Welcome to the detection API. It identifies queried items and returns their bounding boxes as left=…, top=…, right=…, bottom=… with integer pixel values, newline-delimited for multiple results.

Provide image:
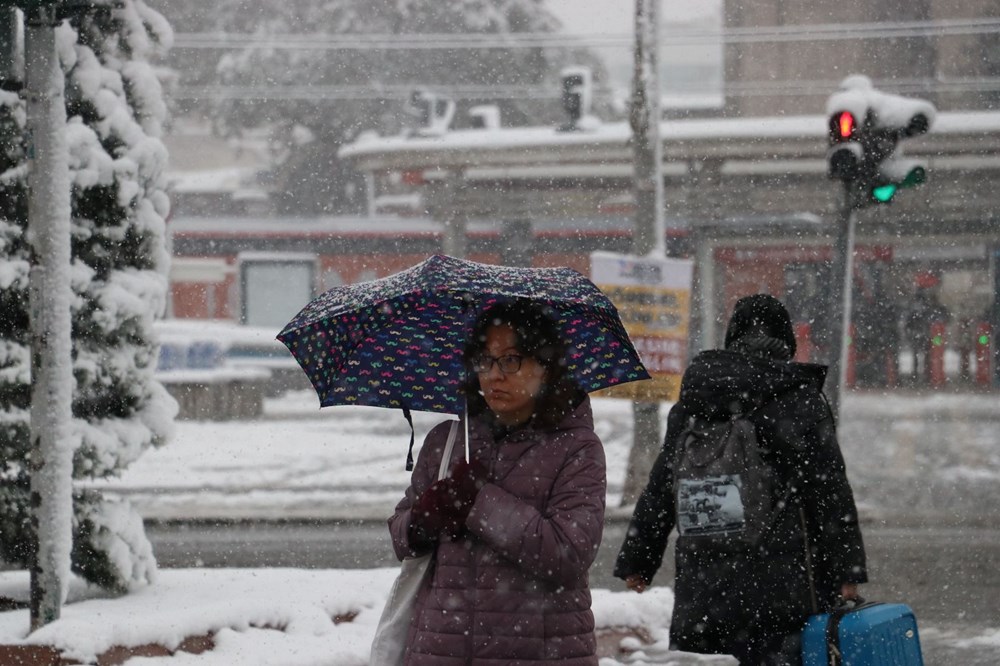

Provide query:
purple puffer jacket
left=387, top=396, right=606, bottom=666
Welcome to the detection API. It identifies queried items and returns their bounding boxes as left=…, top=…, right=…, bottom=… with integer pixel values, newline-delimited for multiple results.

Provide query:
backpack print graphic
left=673, top=414, right=778, bottom=550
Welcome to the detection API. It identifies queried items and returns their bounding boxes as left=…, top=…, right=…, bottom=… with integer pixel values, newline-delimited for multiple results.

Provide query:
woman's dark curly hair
left=462, top=300, right=585, bottom=429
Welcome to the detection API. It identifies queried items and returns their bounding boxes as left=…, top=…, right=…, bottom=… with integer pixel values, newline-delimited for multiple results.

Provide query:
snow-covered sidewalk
left=4, top=547, right=999, bottom=665
left=0, top=568, right=694, bottom=665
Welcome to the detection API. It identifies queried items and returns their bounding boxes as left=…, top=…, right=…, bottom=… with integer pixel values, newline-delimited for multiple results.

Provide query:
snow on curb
left=0, top=569, right=686, bottom=665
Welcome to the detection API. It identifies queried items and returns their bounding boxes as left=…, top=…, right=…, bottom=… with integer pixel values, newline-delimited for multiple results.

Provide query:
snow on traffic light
left=559, top=65, right=597, bottom=132
left=825, top=75, right=936, bottom=208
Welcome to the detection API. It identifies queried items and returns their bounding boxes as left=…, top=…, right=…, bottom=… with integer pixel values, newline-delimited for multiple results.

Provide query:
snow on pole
left=25, top=6, right=75, bottom=631
left=630, top=0, right=664, bottom=259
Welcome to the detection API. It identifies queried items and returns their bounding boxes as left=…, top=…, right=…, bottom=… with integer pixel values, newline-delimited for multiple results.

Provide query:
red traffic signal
left=830, top=111, right=857, bottom=142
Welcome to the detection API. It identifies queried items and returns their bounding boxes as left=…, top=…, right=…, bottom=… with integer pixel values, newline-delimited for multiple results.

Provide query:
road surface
left=148, top=519, right=1000, bottom=664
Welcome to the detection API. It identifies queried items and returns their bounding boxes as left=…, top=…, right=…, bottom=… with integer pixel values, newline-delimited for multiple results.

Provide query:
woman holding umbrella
left=386, top=300, right=607, bottom=665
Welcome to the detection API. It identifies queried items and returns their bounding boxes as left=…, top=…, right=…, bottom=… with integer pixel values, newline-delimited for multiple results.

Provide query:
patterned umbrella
left=277, top=254, right=650, bottom=415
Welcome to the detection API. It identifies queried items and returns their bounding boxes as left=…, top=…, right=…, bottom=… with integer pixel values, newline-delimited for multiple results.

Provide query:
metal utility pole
left=437, top=171, right=466, bottom=259
left=825, top=187, right=857, bottom=420
left=24, top=3, right=74, bottom=631
left=630, top=0, right=665, bottom=259
left=621, top=0, right=665, bottom=506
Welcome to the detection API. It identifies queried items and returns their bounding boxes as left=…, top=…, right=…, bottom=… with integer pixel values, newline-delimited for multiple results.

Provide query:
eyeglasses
left=471, top=354, right=525, bottom=374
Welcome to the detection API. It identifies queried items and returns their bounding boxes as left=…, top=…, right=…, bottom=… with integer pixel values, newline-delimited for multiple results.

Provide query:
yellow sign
left=590, top=252, right=693, bottom=402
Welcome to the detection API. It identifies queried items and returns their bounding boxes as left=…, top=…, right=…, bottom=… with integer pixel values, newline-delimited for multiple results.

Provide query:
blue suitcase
left=801, top=601, right=924, bottom=666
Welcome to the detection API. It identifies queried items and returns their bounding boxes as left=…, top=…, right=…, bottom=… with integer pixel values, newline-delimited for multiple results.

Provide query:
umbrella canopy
left=277, top=254, right=649, bottom=414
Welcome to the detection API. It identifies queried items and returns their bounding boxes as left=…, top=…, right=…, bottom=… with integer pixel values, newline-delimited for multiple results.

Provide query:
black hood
left=724, top=294, right=798, bottom=358
left=678, top=349, right=827, bottom=420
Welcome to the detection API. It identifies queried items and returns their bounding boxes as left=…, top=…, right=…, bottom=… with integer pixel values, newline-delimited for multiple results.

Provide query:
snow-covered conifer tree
left=0, top=0, right=176, bottom=593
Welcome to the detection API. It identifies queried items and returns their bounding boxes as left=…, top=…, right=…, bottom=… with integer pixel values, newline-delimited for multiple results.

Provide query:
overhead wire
left=171, top=18, right=1000, bottom=50
left=167, top=18, right=1000, bottom=102
left=173, top=78, right=1000, bottom=102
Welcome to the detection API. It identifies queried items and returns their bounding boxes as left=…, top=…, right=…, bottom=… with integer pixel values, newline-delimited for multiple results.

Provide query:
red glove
left=410, top=478, right=466, bottom=540
left=451, top=459, right=489, bottom=510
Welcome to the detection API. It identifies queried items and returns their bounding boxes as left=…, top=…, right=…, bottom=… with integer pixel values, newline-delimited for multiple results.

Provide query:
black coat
left=614, top=348, right=868, bottom=658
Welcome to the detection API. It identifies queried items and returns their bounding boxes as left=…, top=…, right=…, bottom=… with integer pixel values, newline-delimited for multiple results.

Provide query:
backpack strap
left=734, top=400, right=793, bottom=547
left=754, top=480, right=795, bottom=550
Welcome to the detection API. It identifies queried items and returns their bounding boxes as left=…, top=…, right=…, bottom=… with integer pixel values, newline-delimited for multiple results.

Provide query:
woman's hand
left=625, top=574, right=649, bottom=593
left=410, top=459, right=489, bottom=544
left=451, top=459, right=489, bottom=510
left=411, top=478, right=466, bottom=537
left=840, top=583, right=861, bottom=602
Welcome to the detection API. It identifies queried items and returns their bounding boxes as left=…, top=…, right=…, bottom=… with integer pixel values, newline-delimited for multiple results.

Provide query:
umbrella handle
left=403, top=407, right=416, bottom=471
left=463, top=402, right=470, bottom=462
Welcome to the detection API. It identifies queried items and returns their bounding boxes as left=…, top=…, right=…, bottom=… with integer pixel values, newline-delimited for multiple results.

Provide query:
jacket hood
left=724, top=293, right=798, bottom=358
left=556, top=393, right=594, bottom=431
left=678, top=349, right=827, bottom=420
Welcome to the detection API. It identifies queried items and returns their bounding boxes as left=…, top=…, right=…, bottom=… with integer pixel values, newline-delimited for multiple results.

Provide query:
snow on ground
left=0, top=568, right=685, bottom=665
left=83, top=387, right=1000, bottom=524
left=81, top=393, right=646, bottom=521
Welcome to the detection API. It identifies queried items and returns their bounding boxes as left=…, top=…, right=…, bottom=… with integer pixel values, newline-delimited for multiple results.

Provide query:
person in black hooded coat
left=614, top=294, right=868, bottom=666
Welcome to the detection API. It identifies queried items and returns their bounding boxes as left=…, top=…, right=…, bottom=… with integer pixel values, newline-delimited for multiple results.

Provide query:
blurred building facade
left=722, top=0, right=999, bottom=116
left=164, top=1, right=1000, bottom=389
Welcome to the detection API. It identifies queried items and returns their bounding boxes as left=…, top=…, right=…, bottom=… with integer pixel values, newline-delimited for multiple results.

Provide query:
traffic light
left=559, top=65, right=592, bottom=132
left=406, top=89, right=455, bottom=137
left=825, top=75, right=936, bottom=209
left=826, top=110, right=863, bottom=180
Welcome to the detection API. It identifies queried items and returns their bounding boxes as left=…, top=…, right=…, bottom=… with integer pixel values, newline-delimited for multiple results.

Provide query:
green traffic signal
left=867, top=160, right=926, bottom=205
left=901, top=167, right=926, bottom=188
left=871, top=183, right=898, bottom=203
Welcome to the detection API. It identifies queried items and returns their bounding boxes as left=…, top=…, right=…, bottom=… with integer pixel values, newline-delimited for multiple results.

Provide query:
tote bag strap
left=437, top=420, right=460, bottom=481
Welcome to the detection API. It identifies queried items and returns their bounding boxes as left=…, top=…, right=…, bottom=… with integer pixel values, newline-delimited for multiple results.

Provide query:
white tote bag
left=370, top=419, right=459, bottom=666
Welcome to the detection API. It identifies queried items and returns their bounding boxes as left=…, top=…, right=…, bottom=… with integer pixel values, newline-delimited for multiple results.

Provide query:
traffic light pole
left=826, top=185, right=858, bottom=422
left=823, top=78, right=935, bottom=421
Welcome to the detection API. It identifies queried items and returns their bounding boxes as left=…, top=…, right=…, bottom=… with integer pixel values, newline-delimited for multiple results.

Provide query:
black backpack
left=672, top=409, right=781, bottom=551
